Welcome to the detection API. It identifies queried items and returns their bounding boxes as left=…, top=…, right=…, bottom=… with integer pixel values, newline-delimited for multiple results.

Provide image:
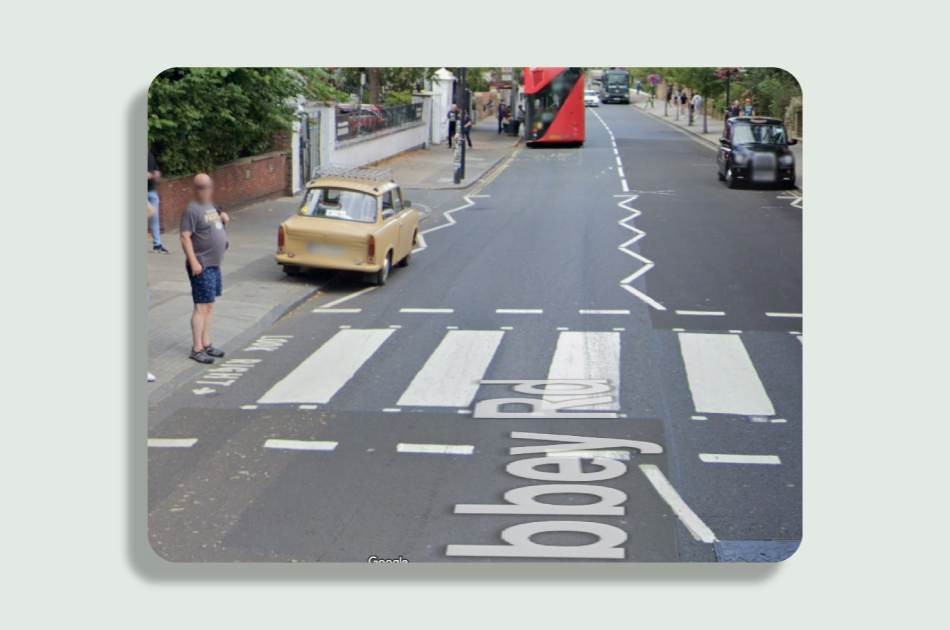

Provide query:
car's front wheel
left=726, top=167, right=739, bottom=189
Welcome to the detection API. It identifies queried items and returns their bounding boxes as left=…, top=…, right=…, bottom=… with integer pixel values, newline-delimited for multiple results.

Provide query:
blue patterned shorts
left=188, top=265, right=222, bottom=304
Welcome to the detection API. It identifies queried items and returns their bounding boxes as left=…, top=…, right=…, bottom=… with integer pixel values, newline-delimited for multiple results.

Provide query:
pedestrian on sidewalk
left=679, top=91, right=688, bottom=117
left=462, top=110, right=473, bottom=148
left=691, top=93, right=703, bottom=125
left=497, top=102, right=507, bottom=134
left=147, top=201, right=157, bottom=383
left=742, top=98, right=755, bottom=116
left=180, top=173, right=230, bottom=365
left=727, top=100, right=741, bottom=118
left=147, top=145, right=169, bottom=254
left=635, top=79, right=642, bottom=94
left=447, top=104, right=459, bottom=148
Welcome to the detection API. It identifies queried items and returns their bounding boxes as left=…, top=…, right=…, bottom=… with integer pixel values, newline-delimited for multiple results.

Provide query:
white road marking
left=765, top=312, right=803, bottom=318
left=771, top=418, right=787, bottom=423
left=240, top=405, right=258, bottom=410
left=299, top=405, right=318, bottom=410
left=617, top=167, right=626, bottom=178
left=457, top=409, right=472, bottom=415
left=788, top=331, right=801, bottom=335
left=728, top=330, right=743, bottom=334
left=579, top=309, right=630, bottom=315
left=496, top=309, right=543, bottom=314
left=678, top=333, right=776, bottom=416
left=313, top=308, right=361, bottom=314
left=148, top=438, right=197, bottom=448
left=547, top=450, right=631, bottom=461
left=676, top=310, right=726, bottom=316
left=797, top=336, right=803, bottom=344
left=620, top=284, right=665, bottom=310
left=258, top=329, right=395, bottom=404
left=672, top=328, right=686, bottom=332
left=691, top=415, right=708, bottom=421
left=446, top=326, right=459, bottom=330
left=264, top=440, right=339, bottom=452
left=382, top=408, right=401, bottom=413
left=621, top=179, right=629, bottom=192
left=398, top=330, right=504, bottom=407
left=397, top=443, right=474, bottom=455
left=192, top=387, right=216, bottom=396
left=640, top=464, right=718, bottom=543
left=500, top=326, right=514, bottom=330
left=400, top=308, right=454, bottom=314
left=318, top=286, right=377, bottom=309
left=339, top=325, right=351, bottom=329
left=545, top=331, right=621, bottom=410
left=557, top=327, right=570, bottom=331
left=699, top=454, right=781, bottom=465
left=389, top=325, right=402, bottom=329
left=613, top=327, right=625, bottom=331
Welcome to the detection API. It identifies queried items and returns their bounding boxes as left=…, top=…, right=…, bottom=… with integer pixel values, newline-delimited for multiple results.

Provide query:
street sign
left=501, top=67, right=513, bottom=82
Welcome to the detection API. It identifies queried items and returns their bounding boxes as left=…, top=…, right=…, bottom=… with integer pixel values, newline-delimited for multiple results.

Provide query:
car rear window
left=299, top=188, right=377, bottom=224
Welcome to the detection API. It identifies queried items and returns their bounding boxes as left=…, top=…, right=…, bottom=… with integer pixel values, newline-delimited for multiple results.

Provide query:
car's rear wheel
left=372, top=253, right=391, bottom=286
left=283, top=265, right=301, bottom=277
left=398, top=232, right=417, bottom=268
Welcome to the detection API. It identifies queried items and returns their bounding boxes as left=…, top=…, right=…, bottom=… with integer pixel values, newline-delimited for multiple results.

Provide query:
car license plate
left=307, top=243, right=346, bottom=257
left=752, top=170, right=776, bottom=183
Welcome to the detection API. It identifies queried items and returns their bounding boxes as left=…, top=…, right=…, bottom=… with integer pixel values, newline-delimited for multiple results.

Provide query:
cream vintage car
left=277, top=166, right=420, bottom=286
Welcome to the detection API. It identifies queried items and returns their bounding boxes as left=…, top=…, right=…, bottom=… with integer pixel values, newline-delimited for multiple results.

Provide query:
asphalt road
left=148, top=103, right=802, bottom=563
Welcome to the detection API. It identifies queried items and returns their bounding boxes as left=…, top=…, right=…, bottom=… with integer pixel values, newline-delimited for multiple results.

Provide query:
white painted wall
left=429, top=69, right=456, bottom=146
left=333, top=122, right=429, bottom=167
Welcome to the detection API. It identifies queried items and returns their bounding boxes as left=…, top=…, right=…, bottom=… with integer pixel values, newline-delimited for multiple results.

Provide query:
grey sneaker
left=189, top=350, right=214, bottom=364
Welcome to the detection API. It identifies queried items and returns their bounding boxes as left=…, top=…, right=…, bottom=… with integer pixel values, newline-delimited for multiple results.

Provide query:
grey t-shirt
left=180, top=201, right=227, bottom=268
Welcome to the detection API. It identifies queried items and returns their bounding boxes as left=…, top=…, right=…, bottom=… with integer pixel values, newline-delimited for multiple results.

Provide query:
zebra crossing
left=250, top=324, right=799, bottom=419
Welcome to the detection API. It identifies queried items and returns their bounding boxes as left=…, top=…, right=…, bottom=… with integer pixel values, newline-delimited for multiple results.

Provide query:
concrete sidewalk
left=629, top=92, right=803, bottom=190
left=379, top=114, right=521, bottom=189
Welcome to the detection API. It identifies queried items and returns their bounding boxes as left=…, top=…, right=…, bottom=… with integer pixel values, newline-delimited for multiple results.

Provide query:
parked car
left=277, top=167, right=420, bottom=285
left=584, top=90, right=601, bottom=107
left=717, top=116, right=798, bottom=189
left=337, top=105, right=385, bottom=136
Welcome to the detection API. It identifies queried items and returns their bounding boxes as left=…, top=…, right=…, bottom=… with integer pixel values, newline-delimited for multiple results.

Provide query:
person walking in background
left=728, top=100, right=742, bottom=118
left=148, top=201, right=157, bottom=383
left=462, top=110, right=473, bottom=148
left=147, top=145, right=169, bottom=254
left=691, top=92, right=703, bottom=124
left=742, top=98, right=755, bottom=116
left=635, top=79, right=642, bottom=94
left=679, top=91, right=688, bottom=116
left=447, top=103, right=459, bottom=148
left=180, top=174, right=230, bottom=364
left=497, top=102, right=507, bottom=134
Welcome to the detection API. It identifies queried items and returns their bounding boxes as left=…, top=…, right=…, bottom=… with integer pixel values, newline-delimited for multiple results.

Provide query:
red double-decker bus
left=523, top=67, right=585, bottom=147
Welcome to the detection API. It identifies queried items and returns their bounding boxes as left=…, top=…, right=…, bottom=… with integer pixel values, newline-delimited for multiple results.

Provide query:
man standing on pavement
left=497, top=102, right=507, bottom=134
left=447, top=103, right=459, bottom=148
left=728, top=100, right=742, bottom=118
left=690, top=92, right=703, bottom=124
left=742, top=98, right=755, bottom=116
left=147, top=145, right=169, bottom=254
left=462, top=109, right=473, bottom=148
left=180, top=173, right=230, bottom=364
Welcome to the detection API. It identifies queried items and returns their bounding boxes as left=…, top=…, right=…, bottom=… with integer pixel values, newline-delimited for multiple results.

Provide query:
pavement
left=628, top=91, right=803, bottom=190
left=147, top=103, right=802, bottom=562
left=148, top=114, right=521, bottom=404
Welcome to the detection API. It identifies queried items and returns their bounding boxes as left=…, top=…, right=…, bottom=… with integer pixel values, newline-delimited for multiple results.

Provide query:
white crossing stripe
left=546, top=450, right=631, bottom=461
left=398, top=331, right=504, bottom=407
left=258, top=329, right=395, bottom=404
left=312, top=308, right=361, bottom=314
left=678, top=333, right=775, bottom=416
left=765, top=312, right=803, bottom=318
left=544, top=331, right=621, bottom=410
left=640, top=465, right=718, bottom=543
left=699, top=453, right=781, bottom=465
left=579, top=309, right=630, bottom=315
left=397, top=443, right=474, bottom=455
left=400, top=308, right=454, bottom=313
left=676, top=310, right=726, bottom=316
left=496, top=309, right=543, bottom=314
left=148, top=438, right=197, bottom=448
left=264, top=439, right=339, bottom=452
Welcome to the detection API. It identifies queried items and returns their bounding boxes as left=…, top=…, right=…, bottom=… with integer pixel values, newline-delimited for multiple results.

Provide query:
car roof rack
left=311, top=165, right=395, bottom=183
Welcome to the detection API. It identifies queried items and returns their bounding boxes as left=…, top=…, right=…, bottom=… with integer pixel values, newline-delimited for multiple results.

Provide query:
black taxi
left=717, top=116, right=798, bottom=189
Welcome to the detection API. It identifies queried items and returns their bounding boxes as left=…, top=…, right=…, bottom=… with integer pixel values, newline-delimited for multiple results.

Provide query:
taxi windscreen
left=299, top=188, right=377, bottom=223
left=732, top=123, right=788, bottom=146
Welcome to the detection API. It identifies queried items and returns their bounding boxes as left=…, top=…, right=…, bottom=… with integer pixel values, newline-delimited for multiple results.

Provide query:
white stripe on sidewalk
left=258, top=329, right=395, bottom=404
left=148, top=438, right=197, bottom=448
left=640, top=465, right=718, bottom=543
left=264, top=439, right=339, bottom=452
left=397, top=443, right=474, bottom=455
left=545, top=331, right=621, bottom=410
left=496, top=309, right=543, bottom=314
left=699, top=453, right=781, bottom=465
left=398, top=330, right=504, bottom=407
left=400, top=308, right=454, bottom=314
left=546, top=450, right=631, bottom=461
left=678, top=333, right=775, bottom=416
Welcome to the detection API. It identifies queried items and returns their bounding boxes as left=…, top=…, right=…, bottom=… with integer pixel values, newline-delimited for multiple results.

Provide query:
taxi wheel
left=726, top=168, right=739, bottom=189
left=717, top=169, right=725, bottom=181
left=373, top=254, right=391, bottom=286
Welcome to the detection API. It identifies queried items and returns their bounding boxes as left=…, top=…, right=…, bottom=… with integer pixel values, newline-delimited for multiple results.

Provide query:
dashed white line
left=389, top=325, right=402, bottom=329
left=264, top=440, right=339, bottom=452
left=496, top=309, right=543, bottom=314
left=547, top=450, right=631, bottom=461
left=500, top=326, right=514, bottom=330
left=691, top=415, right=708, bottom=421
left=640, top=464, right=718, bottom=543
left=676, top=310, right=726, bottom=316
left=728, top=330, right=743, bottom=334
left=579, top=309, right=630, bottom=315
left=241, top=405, right=258, bottom=410
left=382, top=408, right=402, bottom=413
left=148, top=438, right=197, bottom=448
left=317, top=286, right=377, bottom=309
left=765, top=312, right=803, bottom=318
left=396, top=443, right=475, bottom=455
left=313, top=308, right=362, bottom=314
left=613, top=327, right=625, bottom=331
left=771, top=418, right=787, bottom=424
left=401, top=308, right=454, bottom=314
left=699, top=454, right=782, bottom=465
left=299, top=405, right=318, bottom=410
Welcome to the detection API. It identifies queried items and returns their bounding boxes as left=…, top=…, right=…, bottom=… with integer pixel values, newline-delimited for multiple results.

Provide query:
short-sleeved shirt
left=180, top=201, right=227, bottom=268
left=742, top=104, right=754, bottom=115
left=147, top=153, right=158, bottom=192
left=447, top=110, right=459, bottom=123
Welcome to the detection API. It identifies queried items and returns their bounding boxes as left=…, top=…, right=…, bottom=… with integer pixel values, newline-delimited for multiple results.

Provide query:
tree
left=735, top=68, right=801, bottom=119
left=675, top=67, right=720, bottom=133
left=148, top=67, right=345, bottom=176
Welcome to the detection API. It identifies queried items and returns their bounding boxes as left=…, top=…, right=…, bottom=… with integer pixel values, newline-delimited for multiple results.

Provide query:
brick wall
left=153, top=151, right=290, bottom=234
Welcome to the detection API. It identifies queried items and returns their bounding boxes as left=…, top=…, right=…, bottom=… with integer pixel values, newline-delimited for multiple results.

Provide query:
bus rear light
left=278, top=225, right=286, bottom=253
left=367, top=235, right=376, bottom=264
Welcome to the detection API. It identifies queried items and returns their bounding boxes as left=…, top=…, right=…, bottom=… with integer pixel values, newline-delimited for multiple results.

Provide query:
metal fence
left=336, top=102, right=424, bottom=143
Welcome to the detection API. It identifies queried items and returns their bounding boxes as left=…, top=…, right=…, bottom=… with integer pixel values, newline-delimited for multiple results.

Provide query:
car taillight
left=367, top=235, right=376, bottom=264
left=278, top=225, right=285, bottom=253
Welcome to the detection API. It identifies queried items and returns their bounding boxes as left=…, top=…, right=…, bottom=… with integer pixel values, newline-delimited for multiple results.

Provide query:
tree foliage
left=148, top=67, right=345, bottom=176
